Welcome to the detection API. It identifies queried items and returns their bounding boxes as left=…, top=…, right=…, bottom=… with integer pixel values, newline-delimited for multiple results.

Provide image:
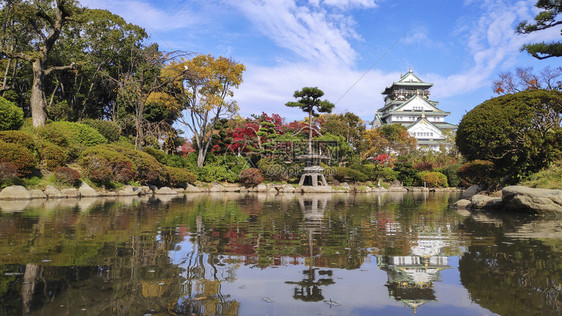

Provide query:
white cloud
left=427, top=0, right=560, bottom=99
left=228, top=0, right=364, bottom=66
left=235, top=62, right=398, bottom=122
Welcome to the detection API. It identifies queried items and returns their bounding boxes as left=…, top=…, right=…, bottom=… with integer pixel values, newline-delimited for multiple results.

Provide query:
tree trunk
left=30, top=59, right=47, bottom=127
left=308, top=109, right=313, bottom=156
left=197, top=147, right=206, bottom=168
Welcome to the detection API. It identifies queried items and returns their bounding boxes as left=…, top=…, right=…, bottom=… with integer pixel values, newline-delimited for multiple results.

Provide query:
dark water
left=0, top=192, right=560, bottom=316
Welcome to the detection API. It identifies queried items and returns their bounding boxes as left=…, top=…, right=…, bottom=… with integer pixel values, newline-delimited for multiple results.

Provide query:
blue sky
left=81, top=0, right=560, bottom=125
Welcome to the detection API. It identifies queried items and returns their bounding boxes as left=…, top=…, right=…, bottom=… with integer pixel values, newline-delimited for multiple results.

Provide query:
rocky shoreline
left=454, top=185, right=562, bottom=216
left=0, top=182, right=463, bottom=201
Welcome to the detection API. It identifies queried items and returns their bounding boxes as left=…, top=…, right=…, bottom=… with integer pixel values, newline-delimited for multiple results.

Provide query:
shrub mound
left=38, top=142, right=67, bottom=170
left=239, top=168, right=263, bottom=188
left=420, top=171, right=448, bottom=188
left=81, top=119, right=121, bottom=142
left=0, top=141, right=37, bottom=176
left=165, top=166, right=197, bottom=188
left=0, top=162, right=18, bottom=184
left=80, top=145, right=136, bottom=184
left=37, top=121, right=108, bottom=159
left=0, top=131, right=36, bottom=152
left=0, top=97, right=24, bottom=131
left=54, top=167, right=81, bottom=187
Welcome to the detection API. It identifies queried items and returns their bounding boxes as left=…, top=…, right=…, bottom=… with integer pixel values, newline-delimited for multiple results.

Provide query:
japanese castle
left=373, top=68, right=457, bottom=151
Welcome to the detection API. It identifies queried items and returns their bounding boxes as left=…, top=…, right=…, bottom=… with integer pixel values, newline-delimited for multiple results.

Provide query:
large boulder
left=470, top=194, right=502, bottom=209
left=29, top=189, right=47, bottom=199
left=155, top=187, right=178, bottom=195
left=79, top=182, right=98, bottom=197
left=0, top=185, right=31, bottom=200
left=61, top=188, right=80, bottom=198
left=44, top=185, right=62, bottom=198
left=502, top=186, right=562, bottom=215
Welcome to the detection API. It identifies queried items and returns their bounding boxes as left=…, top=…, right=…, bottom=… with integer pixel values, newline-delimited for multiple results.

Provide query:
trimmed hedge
left=0, top=141, right=37, bottom=176
left=37, top=121, right=108, bottom=160
left=80, top=145, right=136, bottom=184
left=81, top=119, right=121, bottom=142
left=165, top=166, right=197, bottom=188
left=107, top=145, right=166, bottom=185
left=457, top=160, right=495, bottom=188
left=38, top=141, right=67, bottom=170
left=420, top=171, right=448, bottom=188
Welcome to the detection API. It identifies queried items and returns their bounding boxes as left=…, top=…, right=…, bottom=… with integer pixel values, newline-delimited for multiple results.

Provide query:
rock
left=44, top=185, right=62, bottom=198
left=79, top=182, right=98, bottom=197
left=301, top=186, right=334, bottom=193
left=390, top=180, right=402, bottom=187
left=225, top=185, right=241, bottom=192
left=502, top=186, right=562, bottom=215
left=256, top=184, right=268, bottom=192
left=209, top=184, right=225, bottom=192
left=0, top=186, right=31, bottom=200
left=267, top=187, right=278, bottom=194
left=140, top=186, right=152, bottom=195
left=29, top=189, right=47, bottom=199
left=118, top=185, right=140, bottom=196
left=461, top=185, right=482, bottom=200
left=185, top=184, right=202, bottom=193
left=61, top=188, right=80, bottom=198
left=470, top=194, right=502, bottom=209
left=388, top=187, right=407, bottom=192
left=155, top=187, right=178, bottom=195
left=282, top=184, right=296, bottom=193
left=453, top=199, right=471, bottom=209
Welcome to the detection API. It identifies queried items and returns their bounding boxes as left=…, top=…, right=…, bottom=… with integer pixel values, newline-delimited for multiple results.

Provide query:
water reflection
left=0, top=192, right=560, bottom=315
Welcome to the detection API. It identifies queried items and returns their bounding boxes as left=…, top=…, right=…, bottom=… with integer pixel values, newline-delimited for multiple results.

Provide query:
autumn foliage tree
left=164, top=55, right=245, bottom=167
left=493, top=66, right=561, bottom=94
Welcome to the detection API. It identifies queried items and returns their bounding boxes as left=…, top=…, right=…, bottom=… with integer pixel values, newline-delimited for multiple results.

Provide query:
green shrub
left=257, top=158, right=287, bottom=182
left=165, top=166, right=197, bottom=188
left=393, top=161, right=421, bottom=186
left=81, top=119, right=121, bottom=142
left=54, top=167, right=81, bottom=187
left=38, top=141, right=67, bottom=170
left=0, top=130, right=36, bottom=152
left=107, top=145, right=165, bottom=185
left=457, top=160, right=495, bottom=188
left=456, top=89, right=562, bottom=185
left=420, top=171, right=448, bottom=188
left=80, top=145, right=136, bottom=184
left=0, top=141, right=37, bottom=176
left=239, top=168, right=263, bottom=187
left=0, top=97, right=24, bottom=131
left=143, top=147, right=166, bottom=163
left=334, top=166, right=367, bottom=182
left=436, top=164, right=461, bottom=187
left=37, top=121, right=108, bottom=160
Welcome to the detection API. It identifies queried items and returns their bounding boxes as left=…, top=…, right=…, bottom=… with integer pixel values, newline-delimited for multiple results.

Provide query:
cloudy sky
left=81, top=0, right=560, bottom=124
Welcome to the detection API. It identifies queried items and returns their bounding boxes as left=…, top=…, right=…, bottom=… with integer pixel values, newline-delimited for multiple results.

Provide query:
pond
left=0, top=192, right=560, bottom=316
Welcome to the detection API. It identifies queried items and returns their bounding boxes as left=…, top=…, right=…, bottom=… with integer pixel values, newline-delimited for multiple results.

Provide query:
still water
left=0, top=192, right=560, bottom=316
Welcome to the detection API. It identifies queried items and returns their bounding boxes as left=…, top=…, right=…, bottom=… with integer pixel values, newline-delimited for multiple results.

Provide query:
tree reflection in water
left=285, top=195, right=335, bottom=302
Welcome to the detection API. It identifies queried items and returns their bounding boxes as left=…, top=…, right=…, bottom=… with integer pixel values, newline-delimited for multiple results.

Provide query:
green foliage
left=81, top=119, right=121, bottom=142
left=420, top=171, right=448, bottom=188
left=38, top=141, right=68, bottom=170
left=80, top=145, right=136, bottom=185
left=0, top=130, right=36, bottom=153
left=520, top=161, right=562, bottom=189
left=516, top=0, right=562, bottom=59
left=54, top=167, right=81, bottom=187
left=393, top=160, right=421, bottom=186
left=456, top=90, right=562, bottom=186
left=197, top=155, right=248, bottom=183
left=257, top=158, right=288, bottom=182
left=143, top=147, right=166, bottom=163
left=37, top=121, right=108, bottom=160
left=457, top=160, right=495, bottom=188
left=436, top=163, right=462, bottom=187
left=107, top=144, right=166, bottom=185
left=0, top=97, right=24, bottom=131
left=0, top=141, right=37, bottom=176
left=239, top=168, right=264, bottom=187
left=334, top=166, right=367, bottom=183
left=165, top=166, right=196, bottom=188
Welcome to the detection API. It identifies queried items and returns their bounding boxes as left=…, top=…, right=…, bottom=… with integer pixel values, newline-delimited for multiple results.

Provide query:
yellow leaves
left=145, top=92, right=181, bottom=111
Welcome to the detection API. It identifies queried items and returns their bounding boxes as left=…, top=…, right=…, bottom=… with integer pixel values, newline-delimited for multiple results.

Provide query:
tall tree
left=164, top=55, right=245, bottom=168
left=318, top=112, right=365, bottom=150
left=517, top=0, right=562, bottom=59
left=285, top=87, right=334, bottom=155
left=493, top=66, right=562, bottom=94
left=0, top=0, right=80, bottom=127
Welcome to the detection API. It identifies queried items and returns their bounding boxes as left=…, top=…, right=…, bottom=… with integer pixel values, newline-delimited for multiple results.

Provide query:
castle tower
left=373, top=68, right=457, bottom=151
